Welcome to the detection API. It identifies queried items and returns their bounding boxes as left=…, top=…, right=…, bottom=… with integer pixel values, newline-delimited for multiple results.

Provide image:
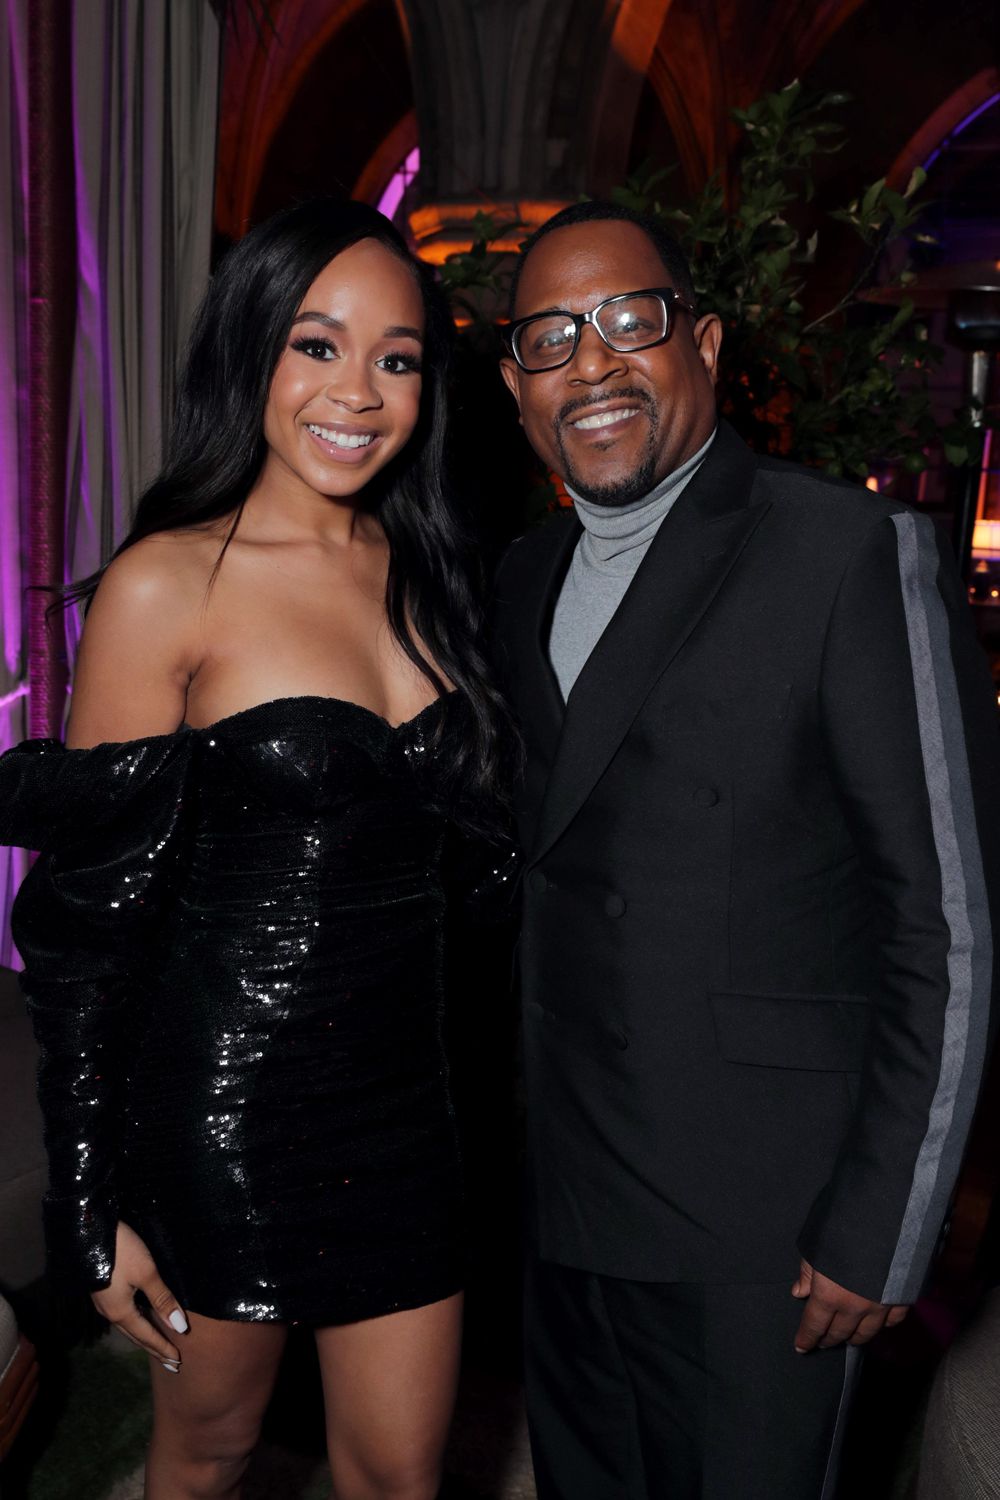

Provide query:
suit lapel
left=529, top=423, right=768, bottom=866
left=505, top=511, right=580, bottom=767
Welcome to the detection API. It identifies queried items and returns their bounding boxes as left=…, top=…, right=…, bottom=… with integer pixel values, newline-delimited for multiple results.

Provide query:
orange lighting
left=409, top=200, right=570, bottom=265
left=609, top=0, right=669, bottom=73
left=865, top=476, right=880, bottom=491
left=972, top=519, right=1000, bottom=558
left=414, top=236, right=527, bottom=266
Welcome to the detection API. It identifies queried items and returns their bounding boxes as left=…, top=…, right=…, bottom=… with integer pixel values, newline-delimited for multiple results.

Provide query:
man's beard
left=554, top=388, right=659, bottom=508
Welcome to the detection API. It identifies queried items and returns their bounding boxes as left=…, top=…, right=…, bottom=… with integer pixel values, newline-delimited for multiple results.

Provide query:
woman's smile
left=303, top=420, right=382, bottom=463
left=261, top=238, right=425, bottom=501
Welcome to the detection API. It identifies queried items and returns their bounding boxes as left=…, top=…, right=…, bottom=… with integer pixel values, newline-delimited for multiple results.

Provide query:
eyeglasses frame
left=503, top=286, right=699, bottom=373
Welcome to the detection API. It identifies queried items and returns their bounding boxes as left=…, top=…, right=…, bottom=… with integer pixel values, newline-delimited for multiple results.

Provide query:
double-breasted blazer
left=493, top=420, right=999, bottom=1303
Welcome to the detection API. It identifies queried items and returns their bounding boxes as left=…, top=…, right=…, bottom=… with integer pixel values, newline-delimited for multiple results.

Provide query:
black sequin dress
left=0, top=693, right=513, bottom=1325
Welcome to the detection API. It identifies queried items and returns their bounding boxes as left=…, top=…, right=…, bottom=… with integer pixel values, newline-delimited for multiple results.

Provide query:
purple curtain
left=0, top=0, right=30, bottom=967
left=0, top=0, right=220, bottom=966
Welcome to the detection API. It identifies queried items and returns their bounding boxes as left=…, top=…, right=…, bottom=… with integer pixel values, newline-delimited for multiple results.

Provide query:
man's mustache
left=555, top=387, right=655, bottom=429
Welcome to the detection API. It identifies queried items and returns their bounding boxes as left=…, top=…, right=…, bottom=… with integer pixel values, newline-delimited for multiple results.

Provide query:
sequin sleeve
left=0, top=734, right=195, bottom=1294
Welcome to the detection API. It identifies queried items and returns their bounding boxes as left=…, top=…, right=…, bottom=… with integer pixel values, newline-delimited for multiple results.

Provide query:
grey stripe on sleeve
left=818, top=1345, right=863, bottom=1500
left=881, top=512, right=992, bottom=1304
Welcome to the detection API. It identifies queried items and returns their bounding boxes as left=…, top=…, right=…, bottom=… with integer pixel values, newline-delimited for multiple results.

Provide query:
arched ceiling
left=215, top=0, right=412, bottom=240
left=591, top=0, right=995, bottom=210
left=213, top=0, right=998, bottom=262
left=802, top=0, right=999, bottom=204
left=610, top=0, right=863, bottom=195
left=888, top=68, right=1000, bottom=191
left=586, top=0, right=672, bottom=191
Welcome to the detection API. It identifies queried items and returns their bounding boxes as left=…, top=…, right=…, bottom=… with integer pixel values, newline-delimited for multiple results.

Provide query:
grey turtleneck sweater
left=549, top=428, right=716, bottom=699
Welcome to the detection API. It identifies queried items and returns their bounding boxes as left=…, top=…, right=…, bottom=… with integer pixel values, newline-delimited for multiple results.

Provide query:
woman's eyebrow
left=292, top=312, right=344, bottom=329
left=291, top=312, right=423, bottom=343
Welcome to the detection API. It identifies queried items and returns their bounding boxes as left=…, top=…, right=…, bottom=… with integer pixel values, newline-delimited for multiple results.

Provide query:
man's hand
left=791, top=1259, right=909, bottom=1352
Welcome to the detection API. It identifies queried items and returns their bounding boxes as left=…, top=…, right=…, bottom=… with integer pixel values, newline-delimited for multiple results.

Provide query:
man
left=492, top=200, right=999, bottom=1499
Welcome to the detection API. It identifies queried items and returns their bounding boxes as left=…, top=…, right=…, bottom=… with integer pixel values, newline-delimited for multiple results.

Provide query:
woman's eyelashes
left=377, top=350, right=422, bottom=375
left=291, top=335, right=336, bottom=361
left=289, top=336, right=421, bottom=375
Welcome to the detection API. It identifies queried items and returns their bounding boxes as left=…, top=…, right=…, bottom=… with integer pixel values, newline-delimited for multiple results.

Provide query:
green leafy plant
left=615, top=80, right=979, bottom=480
left=442, top=82, right=980, bottom=485
left=438, top=211, right=526, bottom=351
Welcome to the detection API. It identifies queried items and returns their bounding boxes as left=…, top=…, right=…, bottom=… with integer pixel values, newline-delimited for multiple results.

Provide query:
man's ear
left=499, top=356, right=522, bottom=414
left=693, top=314, right=723, bottom=385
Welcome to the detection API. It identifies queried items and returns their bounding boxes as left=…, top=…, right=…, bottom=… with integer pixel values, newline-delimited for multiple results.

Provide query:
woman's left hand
left=91, top=1221, right=189, bottom=1370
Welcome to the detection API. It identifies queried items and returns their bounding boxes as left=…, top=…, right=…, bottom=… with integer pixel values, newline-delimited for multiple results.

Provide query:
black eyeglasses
left=504, top=287, right=697, bottom=373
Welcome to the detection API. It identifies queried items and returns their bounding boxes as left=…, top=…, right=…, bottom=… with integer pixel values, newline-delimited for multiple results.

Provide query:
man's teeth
left=306, top=424, right=374, bottom=449
left=573, top=407, right=639, bottom=431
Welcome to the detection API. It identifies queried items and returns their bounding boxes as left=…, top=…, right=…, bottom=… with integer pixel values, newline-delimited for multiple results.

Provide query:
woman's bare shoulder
left=69, top=529, right=233, bottom=745
left=94, top=527, right=227, bottom=611
left=79, top=528, right=231, bottom=687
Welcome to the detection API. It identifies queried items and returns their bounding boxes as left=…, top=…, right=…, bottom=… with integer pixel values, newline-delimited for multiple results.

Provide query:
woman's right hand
left=91, top=1221, right=189, bottom=1370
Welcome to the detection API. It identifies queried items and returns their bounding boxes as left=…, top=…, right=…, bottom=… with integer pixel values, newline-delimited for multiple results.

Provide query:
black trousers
left=525, top=1259, right=861, bottom=1500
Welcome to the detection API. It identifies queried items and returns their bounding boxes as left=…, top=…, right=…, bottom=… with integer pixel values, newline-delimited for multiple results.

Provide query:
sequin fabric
left=1, top=693, right=506, bottom=1325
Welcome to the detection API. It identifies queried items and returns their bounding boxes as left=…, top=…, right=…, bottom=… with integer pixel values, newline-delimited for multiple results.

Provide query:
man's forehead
left=514, top=220, right=673, bottom=316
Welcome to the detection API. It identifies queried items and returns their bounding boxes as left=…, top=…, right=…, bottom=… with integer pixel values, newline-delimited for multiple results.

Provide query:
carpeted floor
left=1, top=1316, right=943, bottom=1500
left=4, top=1330, right=536, bottom=1500
left=8, top=1342, right=152, bottom=1500
left=7, top=1317, right=933, bottom=1500
left=0, top=1263, right=947, bottom=1500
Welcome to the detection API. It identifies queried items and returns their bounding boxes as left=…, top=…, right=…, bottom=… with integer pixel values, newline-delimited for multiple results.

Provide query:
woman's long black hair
left=65, top=199, right=515, bottom=824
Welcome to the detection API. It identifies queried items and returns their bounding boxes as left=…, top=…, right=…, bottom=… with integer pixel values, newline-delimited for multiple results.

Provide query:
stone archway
left=215, top=0, right=408, bottom=239
left=586, top=0, right=673, bottom=193
left=887, top=66, right=1000, bottom=189
left=593, top=0, right=864, bottom=197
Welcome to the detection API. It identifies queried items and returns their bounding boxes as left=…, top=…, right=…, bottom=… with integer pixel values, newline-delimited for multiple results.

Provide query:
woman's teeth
left=573, top=407, right=639, bottom=430
left=306, top=423, right=374, bottom=449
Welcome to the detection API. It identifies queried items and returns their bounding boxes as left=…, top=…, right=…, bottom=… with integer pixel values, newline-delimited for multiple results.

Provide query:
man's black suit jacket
left=493, top=420, right=999, bottom=1305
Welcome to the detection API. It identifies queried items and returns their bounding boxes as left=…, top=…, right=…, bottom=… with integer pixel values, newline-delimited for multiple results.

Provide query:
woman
left=0, top=200, right=514, bottom=1499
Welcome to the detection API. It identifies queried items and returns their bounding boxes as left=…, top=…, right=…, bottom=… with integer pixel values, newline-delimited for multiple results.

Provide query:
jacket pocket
left=709, top=990, right=869, bottom=1072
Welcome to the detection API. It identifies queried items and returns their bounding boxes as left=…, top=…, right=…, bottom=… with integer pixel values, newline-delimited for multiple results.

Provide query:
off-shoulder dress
left=0, top=692, right=513, bottom=1325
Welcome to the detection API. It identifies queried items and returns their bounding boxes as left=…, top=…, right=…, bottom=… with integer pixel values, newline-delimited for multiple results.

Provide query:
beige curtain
left=66, top=0, right=221, bottom=599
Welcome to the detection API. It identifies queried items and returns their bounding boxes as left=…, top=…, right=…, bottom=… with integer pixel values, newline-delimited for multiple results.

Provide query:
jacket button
left=604, top=893, right=627, bottom=918
left=529, top=870, right=548, bottom=894
left=693, top=786, right=719, bottom=808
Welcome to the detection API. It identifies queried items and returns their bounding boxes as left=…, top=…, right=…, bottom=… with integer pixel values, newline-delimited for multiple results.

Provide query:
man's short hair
left=508, top=200, right=698, bottom=319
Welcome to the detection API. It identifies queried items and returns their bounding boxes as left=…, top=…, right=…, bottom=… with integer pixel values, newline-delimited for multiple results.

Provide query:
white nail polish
left=168, top=1309, right=189, bottom=1334
left=162, top=1361, right=180, bottom=1373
